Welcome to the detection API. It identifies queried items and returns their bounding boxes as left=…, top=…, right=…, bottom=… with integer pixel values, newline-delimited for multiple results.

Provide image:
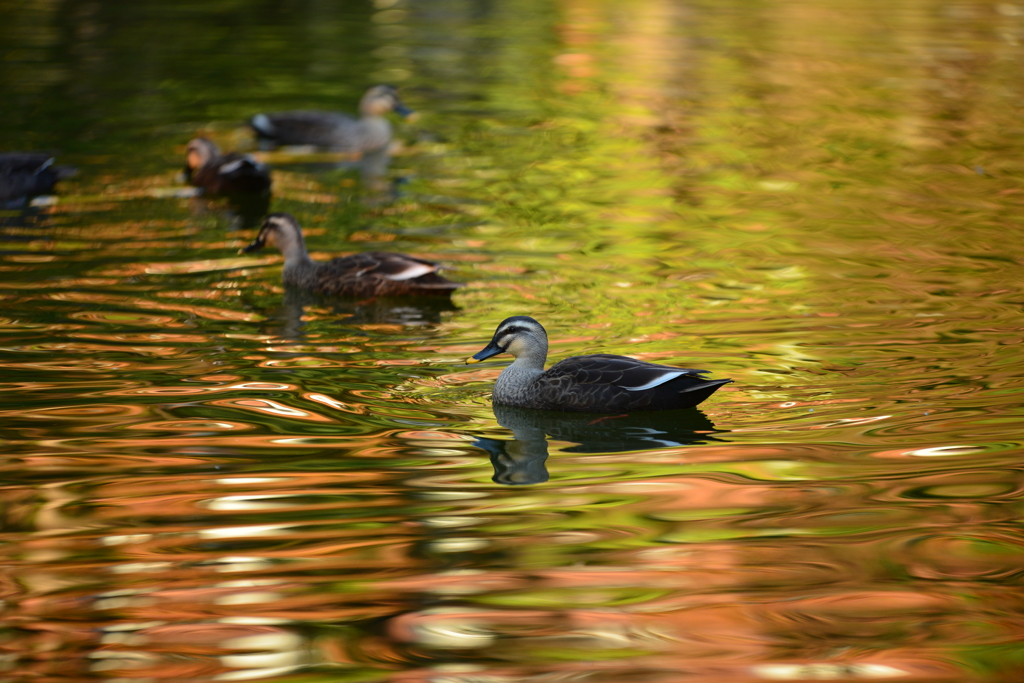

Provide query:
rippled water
left=3, top=1, right=1024, bottom=681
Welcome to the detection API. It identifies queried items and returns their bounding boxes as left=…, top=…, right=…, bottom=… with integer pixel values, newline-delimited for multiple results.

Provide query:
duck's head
left=185, top=137, right=220, bottom=172
left=360, top=85, right=416, bottom=119
left=240, top=212, right=305, bottom=255
left=467, top=316, right=548, bottom=363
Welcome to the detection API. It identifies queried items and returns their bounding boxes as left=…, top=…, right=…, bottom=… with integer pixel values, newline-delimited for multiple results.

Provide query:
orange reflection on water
left=0, top=341, right=200, bottom=358
left=0, top=403, right=148, bottom=421
left=71, top=332, right=209, bottom=343
left=304, top=392, right=364, bottom=414
left=102, top=380, right=297, bottom=397
left=208, top=398, right=336, bottom=423
left=50, top=292, right=263, bottom=322
left=124, top=419, right=251, bottom=432
left=257, top=355, right=353, bottom=368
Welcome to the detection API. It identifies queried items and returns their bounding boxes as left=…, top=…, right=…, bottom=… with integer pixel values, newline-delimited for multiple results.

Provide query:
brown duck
left=240, top=213, right=462, bottom=297
left=184, top=138, right=271, bottom=196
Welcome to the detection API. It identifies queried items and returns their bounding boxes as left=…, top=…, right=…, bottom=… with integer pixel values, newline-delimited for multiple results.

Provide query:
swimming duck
left=248, top=85, right=414, bottom=153
left=240, top=213, right=462, bottom=297
left=467, top=316, right=732, bottom=412
left=0, top=152, right=76, bottom=205
left=184, top=138, right=271, bottom=196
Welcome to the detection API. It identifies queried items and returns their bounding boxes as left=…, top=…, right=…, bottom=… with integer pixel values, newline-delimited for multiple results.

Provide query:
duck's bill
left=395, top=103, right=417, bottom=120
left=239, top=236, right=265, bottom=255
left=466, top=342, right=504, bottom=364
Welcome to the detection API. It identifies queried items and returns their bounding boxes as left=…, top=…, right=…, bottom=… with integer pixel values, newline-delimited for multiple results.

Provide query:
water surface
left=2, top=1, right=1024, bottom=681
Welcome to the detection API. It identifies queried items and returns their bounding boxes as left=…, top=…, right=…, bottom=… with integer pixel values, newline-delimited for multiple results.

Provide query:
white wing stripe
left=621, top=371, right=684, bottom=391
left=251, top=113, right=275, bottom=134
left=385, top=263, right=435, bottom=281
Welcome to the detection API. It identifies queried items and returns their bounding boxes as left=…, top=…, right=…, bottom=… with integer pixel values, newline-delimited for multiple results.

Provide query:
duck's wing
left=358, top=252, right=444, bottom=280
left=547, top=354, right=709, bottom=389
left=353, top=252, right=462, bottom=288
left=0, top=153, right=75, bottom=202
left=215, top=153, right=272, bottom=192
left=217, top=153, right=267, bottom=176
left=249, top=111, right=355, bottom=148
left=535, top=354, right=727, bottom=412
left=317, top=252, right=461, bottom=296
left=0, top=153, right=55, bottom=174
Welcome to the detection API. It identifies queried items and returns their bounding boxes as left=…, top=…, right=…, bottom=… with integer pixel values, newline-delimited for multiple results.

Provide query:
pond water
left=2, top=0, right=1024, bottom=681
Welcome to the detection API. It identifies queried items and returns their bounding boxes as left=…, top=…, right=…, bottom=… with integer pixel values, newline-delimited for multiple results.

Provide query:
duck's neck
left=495, top=345, right=547, bottom=396
left=358, top=117, right=392, bottom=153
left=277, top=231, right=315, bottom=270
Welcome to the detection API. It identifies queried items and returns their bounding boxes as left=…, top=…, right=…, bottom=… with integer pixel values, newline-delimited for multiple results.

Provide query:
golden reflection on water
left=2, top=0, right=1024, bottom=681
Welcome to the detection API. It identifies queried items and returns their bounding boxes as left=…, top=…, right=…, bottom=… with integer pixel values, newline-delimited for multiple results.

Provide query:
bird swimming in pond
left=467, top=316, right=732, bottom=412
left=0, top=152, right=76, bottom=207
left=239, top=213, right=462, bottom=298
left=184, top=137, right=271, bottom=196
left=248, top=85, right=415, bottom=153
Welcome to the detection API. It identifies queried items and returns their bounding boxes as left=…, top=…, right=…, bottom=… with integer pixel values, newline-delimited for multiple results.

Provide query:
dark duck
left=239, top=213, right=462, bottom=298
left=467, top=316, right=732, bottom=412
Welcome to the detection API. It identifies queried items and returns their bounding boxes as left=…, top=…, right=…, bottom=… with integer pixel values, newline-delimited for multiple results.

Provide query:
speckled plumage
left=241, top=213, right=462, bottom=298
left=468, top=316, right=731, bottom=413
left=184, top=138, right=271, bottom=196
left=248, top=85, right=414, bottom=153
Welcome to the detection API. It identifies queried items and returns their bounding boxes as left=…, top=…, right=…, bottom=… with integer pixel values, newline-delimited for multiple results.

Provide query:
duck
left=466, top=316, right=732, bottom=412
left=248, top=85, right=414, bottom=153
left=239, top=213, right=462, bottom=297
left=184, top=137, right=271, bottom=196
left=0, top=152, right=76, bottom=206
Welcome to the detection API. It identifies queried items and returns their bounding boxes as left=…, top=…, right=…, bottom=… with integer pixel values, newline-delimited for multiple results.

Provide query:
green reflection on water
left=2, top=0, right=1024, bottom=681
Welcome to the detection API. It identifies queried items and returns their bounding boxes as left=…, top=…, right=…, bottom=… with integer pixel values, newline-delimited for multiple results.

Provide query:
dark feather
left=248, top=85, right=413, bottom=153
left=243, top=213, right=462, bottom=298
left=469, top=316, right=732, bottom=413
left=308, top=252, right=462, bottom=297
left=0, top=152, right=76, bottom=203
left=186, top=149, right=271, bottom=196
left=526, top=356, right=730, bottom=412
left=250, top=111, right=359, bottom=150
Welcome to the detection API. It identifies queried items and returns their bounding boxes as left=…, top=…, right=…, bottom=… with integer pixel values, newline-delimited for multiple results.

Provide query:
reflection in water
left=474, top=434, right=549, bottom=485
left=254, top=148, right=398, bottom=202
left=263, top=287, right=460, bottom=339
left=3, top=0, right=1024, bottom=680
left=478, top=404, right=724, bottom=485
left=187, top=191, right=270, bottom=231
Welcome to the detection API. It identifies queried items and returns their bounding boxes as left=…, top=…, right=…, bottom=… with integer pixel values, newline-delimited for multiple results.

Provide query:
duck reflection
left=476, top=404, right=726, bottom=486
left=263, top=287, right=461, bottom=339
left=184, top=185, right=269, bottom=230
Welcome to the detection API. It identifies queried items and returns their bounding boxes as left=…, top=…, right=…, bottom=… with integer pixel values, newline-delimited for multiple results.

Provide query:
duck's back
left=0, top=153, right=74, bottom=203
left=287, top=252, right=461, bottom=297
left=191, top=153, right=270, bottom=195
left=250, top=111, right=373, bottom=151
left=502, top=354, right=730, bottom=412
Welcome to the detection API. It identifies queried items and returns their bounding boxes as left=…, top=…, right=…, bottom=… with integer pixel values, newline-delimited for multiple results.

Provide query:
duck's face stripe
left=495, top=326, right=526, bottom=350
left=495, top=325, right=536, bottom=352
left=467, top=316, right=546, bottom=364
left=495, top=318, right=544, bottom=342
